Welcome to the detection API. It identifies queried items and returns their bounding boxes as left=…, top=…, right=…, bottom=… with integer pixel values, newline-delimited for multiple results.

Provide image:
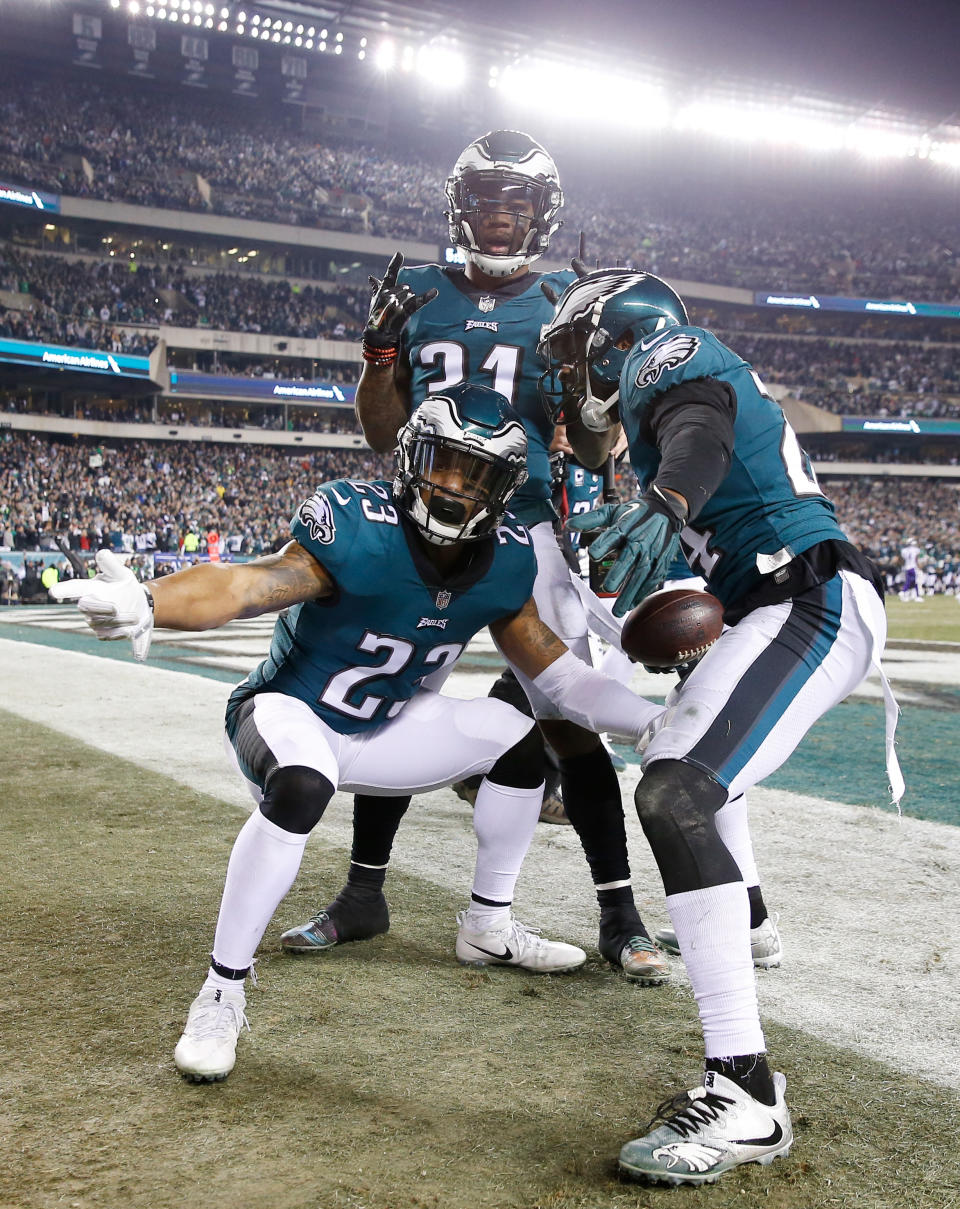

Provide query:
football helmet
left=394, top=383, right=529, bottom=546
left=538, top=269, right=689, bottom=431
left=445, top=129, right=563, bottom=278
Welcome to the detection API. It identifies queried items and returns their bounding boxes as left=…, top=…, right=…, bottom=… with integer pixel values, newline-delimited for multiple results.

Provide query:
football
left=620, top=588, right=724, bottom=668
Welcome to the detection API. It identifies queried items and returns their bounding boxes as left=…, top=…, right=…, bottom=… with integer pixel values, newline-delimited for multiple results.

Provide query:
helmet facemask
left=445, top=131, right=563, bottom=278
left=538, top=269, right=689, bottom=431
left=394, top=391, right=528, bottom=545
left=538, top=310, right=625, bottom=433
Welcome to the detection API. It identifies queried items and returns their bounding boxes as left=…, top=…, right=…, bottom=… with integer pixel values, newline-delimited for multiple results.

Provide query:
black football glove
left=362, top=252, right=437, bottom=366
left=568, top=485, right=686, bottom=617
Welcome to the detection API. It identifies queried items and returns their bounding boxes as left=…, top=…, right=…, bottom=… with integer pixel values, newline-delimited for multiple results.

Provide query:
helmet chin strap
left=580, top=388, right=619, bottom=432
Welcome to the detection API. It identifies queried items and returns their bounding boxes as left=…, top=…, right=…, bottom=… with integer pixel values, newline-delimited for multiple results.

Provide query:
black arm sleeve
left=641, top=377, right=737, bottom=522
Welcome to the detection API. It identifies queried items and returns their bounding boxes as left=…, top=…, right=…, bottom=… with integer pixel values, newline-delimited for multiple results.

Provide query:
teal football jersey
left=227, top=479, right=537, bottom=734
left=399, top=264, right=576, bottom=527
left=565, top=463, right=603, bottom=552
left=619, top=326, right=846, bottom=609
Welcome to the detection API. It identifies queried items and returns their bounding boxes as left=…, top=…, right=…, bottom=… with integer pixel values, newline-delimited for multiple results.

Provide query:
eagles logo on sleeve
left=298, top=492, right=337, bottom=545
left=635, top=332, right=701, bottom=389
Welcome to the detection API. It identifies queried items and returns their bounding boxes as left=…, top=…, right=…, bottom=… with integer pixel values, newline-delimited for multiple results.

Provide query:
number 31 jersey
left=226, top=479, right=537, bottom=734
left=619, top=325, right=846, bottom=610
left=399, top=264, right=576, bottom=529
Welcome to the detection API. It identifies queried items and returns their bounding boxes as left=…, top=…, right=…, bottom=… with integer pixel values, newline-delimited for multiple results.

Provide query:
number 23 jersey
left=227, top=479, right=537, bottom=734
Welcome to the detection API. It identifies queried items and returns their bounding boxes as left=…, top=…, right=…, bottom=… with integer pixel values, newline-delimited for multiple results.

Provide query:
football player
left=52, top=384, right=667, bottom=1083
left=539, top=269, right=902, bottom=1185
left=296, top=129, right=670, bottom=986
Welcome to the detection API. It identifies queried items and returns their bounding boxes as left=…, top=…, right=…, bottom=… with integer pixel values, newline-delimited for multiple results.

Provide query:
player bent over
left=540, top=270, right=902, bottom=1185
left=53, top=384, right=664, bottom=1083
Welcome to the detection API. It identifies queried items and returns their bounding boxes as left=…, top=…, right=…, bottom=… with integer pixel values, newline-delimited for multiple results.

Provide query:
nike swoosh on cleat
left=732, top=1120, right=784, bottom=1148
left=465, top=943, right=514, bottom=961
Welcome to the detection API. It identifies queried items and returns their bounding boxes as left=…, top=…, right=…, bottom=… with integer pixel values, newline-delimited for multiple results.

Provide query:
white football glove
left=50, top=549, right=154, bottom=661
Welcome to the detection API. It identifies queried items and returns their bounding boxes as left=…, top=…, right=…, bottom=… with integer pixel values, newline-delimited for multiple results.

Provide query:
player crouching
left=53, top=383, right=666, bottom=1082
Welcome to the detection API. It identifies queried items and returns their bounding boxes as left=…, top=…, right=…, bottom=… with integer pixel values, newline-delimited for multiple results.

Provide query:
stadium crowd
left=0, top=245, right=364, bottom=343
left=3, top=70, right=960, bottom=300
left=2, top=433, right=958, bottom=592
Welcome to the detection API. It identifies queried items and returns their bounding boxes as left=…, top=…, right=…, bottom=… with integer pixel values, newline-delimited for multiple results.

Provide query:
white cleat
left=455, top=911, right=586, bottom=974
left=655, top=913, right=783, bottom=969
left=174, top=986, right=248, bottom=1083
left=619, top=1070, right=793, bottom=1186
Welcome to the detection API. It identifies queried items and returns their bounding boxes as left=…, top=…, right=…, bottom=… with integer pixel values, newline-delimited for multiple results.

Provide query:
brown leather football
left=620, top=588, right=724, bottom=668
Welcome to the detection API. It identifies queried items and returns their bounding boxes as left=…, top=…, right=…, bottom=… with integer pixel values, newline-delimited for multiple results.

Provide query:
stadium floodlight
left=498, top=59, right=665, bottom=129
left=128, top=1, right=140, bottom=13
left=416, top=43, right=465, bottom=88
left=318, top=40, right=326, bottom=50
left=220, top=6, right=229, bottom=16
left=334, top=43, right=342, bottom=54
left=374, top=39, right=396, bottom=71
left=110, top=0, right=120, bottom=8
left=850, top=127, right=920, bottom=159
left=929, top=141, right=960, bottom=168
left=335, top=31, right=343, bottom=41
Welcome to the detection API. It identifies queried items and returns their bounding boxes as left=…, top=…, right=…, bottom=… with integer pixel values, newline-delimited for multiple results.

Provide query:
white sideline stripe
left=2, top=636, right=959, bottom=1093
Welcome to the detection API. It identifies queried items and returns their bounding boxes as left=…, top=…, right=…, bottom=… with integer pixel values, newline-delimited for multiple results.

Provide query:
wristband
left=362, top=339, right=399, bottom=367
left=143, top=585, right=155, bottom=612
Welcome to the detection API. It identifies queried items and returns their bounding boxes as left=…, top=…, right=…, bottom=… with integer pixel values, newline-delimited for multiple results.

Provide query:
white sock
left=469, top=778, right=543, bottom=906
left=463, top=902, right=512, bottom=932
left=202, top=968, right=246, bottom=996
left=714, top=793, right=760, bottom=888
left=665, top=881, right=765, bottom=1058
left=211, top=808, right=309, bottom=972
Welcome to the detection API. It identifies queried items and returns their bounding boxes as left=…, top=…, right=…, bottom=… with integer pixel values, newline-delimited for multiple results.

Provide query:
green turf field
left=3, top=711, right=959, bottom=1209
left=885, top=593, right=960, bottom=643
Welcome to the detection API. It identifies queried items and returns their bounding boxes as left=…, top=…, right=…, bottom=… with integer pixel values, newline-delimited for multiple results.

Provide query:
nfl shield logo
left=436, top=589, right=452, bottom=609
left=478, top=296, right=496, bottom=314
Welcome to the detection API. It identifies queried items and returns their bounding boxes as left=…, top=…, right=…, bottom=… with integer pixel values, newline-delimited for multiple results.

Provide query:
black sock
left=558, top=746, right=633, bottom=895
left=350, top=793, right=411, bottom=869
left=597, top=886, right=645, bottom=934
left=345, top=860, right=387, bottom=898
left=705, top=1054, right=776, bottom=1106
left=747, top=885, right=768, bottom=930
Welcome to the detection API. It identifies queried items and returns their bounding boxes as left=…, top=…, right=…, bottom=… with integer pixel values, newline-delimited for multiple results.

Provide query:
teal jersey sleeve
left=618, top=328, right=847, bottom=610
left=398, top=264, right=576, bottom=528
left=229, top=479, right=538, bottom=734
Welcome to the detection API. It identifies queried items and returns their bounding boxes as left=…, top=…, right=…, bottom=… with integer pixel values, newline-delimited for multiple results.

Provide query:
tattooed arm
left=151, top=540, right=333, bottom=631
left=490, top=598, right=663, bottom=740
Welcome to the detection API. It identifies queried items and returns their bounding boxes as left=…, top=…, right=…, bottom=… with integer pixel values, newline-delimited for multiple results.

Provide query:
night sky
left=486, top=0, right=960, bottom=117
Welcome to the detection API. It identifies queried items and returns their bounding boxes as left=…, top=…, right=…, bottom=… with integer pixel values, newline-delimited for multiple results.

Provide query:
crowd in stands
left=1, top=394, right=361, bottom=434
left=3, top=68, right=960, bottom=301
left=827, top=477, right=960, bottom=565
left=0, top=244, right=364, bottom=344
left=0, top=431, right=393, bottom=562
left=3, top=432, right=958, bottom=582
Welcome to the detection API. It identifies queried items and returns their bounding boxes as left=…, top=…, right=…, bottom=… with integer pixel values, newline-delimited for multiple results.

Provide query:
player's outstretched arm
left=355, top=251, right=436, bottom=453
left=490, top=599, right=662, bottom=740
left=51, top=543, right=332, bottom=660
left=149, top=540, right=333, bottom=629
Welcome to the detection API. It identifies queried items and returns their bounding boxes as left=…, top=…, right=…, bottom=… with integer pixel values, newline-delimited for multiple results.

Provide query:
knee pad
left=634, top=759, right=737, bottom=896
left=487, top=722, right=545, bottom=790
left=260, top=764, right=335, bottom=835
